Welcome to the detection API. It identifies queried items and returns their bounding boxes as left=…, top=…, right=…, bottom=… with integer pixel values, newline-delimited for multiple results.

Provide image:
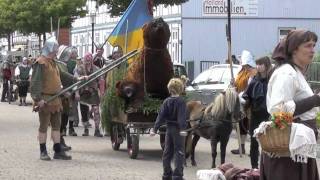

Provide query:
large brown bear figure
left=116, top=18, right=173, bottom=109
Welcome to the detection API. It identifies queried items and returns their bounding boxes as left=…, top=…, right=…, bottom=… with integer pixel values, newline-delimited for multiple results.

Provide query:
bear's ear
left=142, top=23, right=148, bottom=31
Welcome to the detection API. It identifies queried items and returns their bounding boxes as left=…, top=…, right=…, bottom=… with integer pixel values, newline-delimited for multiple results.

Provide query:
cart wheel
left=111, top=125, right=121, bottom=151
left=126, top=128, right=132, bottom=149
left=128, top=134, right=139, bottom=159
left=160, top=134, right=165, bottom=151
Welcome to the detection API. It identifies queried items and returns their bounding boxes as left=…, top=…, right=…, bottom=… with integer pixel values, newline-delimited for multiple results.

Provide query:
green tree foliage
left=97, top=0, right=189, bottom=17
left=314, top=52, right=320, bottom=62
left=13, top=0, right=86, bottom=42
left=0, top=0, right=17, bottom=50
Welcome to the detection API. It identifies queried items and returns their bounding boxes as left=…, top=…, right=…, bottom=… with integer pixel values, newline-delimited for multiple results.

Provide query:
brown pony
left=185, top=88, right=241, bottom=168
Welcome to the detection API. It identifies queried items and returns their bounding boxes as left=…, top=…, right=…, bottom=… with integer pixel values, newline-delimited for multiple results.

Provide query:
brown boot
left=231, top=144, right=245, bottom=154
left=82, top=128, right=89, bottom=136
left=94, top=129, right=103, bottom=137
left=40, top=151, right=51, bottom=161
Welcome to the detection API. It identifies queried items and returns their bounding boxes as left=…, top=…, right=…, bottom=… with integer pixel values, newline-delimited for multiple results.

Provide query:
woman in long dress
left=261, top=29, right=320, bottom=180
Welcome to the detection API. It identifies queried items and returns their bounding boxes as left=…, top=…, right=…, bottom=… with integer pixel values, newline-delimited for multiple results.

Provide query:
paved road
left=0, top=98, right=319, bottom=180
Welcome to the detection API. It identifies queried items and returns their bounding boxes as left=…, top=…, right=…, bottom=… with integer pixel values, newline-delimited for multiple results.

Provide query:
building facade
left=71, top=0, right=182, bottom=63
left=182, top=0, right=320, bottom=78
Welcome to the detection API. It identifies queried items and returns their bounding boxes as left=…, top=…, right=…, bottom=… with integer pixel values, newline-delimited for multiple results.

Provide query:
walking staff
left=226, top=0, right=243, bottom=157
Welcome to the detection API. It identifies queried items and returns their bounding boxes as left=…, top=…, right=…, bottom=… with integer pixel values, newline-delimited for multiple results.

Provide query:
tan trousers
left=38, top=110, right=61, bottom=133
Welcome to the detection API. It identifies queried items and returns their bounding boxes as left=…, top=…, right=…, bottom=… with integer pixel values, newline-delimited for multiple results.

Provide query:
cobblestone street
left=0, top=98, right=319, bottom=180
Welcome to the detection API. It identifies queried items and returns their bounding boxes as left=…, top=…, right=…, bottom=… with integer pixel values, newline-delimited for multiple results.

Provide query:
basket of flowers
left=257, top=112, right=294, bottom=154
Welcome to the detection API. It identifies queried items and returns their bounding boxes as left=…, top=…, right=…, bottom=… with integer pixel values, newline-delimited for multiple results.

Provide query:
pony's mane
left=204, top=88, right=238, bottom=120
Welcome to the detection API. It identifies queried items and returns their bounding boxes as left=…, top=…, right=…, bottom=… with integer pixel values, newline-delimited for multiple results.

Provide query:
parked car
left=186, top=64, right=241, bottom=105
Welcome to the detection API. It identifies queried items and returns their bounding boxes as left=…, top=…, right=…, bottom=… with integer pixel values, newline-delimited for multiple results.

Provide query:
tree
left=97, top=0, right=189, bottom=17
left=14, top=0, right=86, bottom=46
left=0, top=0, right=17, bottom=51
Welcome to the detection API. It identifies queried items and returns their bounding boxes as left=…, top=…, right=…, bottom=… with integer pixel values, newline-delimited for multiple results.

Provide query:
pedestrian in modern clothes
left=242, top=56, right=272, bottom=168
left=150, top=78, right=187, bottom=180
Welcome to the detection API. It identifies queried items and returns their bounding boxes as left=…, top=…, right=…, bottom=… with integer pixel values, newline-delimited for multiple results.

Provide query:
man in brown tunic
left=30, top=37, right=72, bottom=160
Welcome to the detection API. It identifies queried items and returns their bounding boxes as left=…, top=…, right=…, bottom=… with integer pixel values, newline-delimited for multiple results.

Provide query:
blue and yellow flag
left=107, top=0, right=153, bottom=57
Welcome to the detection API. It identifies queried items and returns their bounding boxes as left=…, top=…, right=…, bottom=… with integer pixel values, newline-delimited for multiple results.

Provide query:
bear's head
left=143, top=17, right=170, bottom=49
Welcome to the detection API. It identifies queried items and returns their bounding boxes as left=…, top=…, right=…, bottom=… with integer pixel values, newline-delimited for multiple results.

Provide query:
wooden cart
left=110, top=110, right=165, bottom=159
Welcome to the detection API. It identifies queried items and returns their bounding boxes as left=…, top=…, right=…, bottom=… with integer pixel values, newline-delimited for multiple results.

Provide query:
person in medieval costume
left=93, top=44, right=106, bottom=68
left=75, top=52, right=103, bottom=137
left=103, top=46, right=124, bottom=136
left=30, top=37, right=83, bottom=160
left=93, top=44, right=109, bottom=99
left=1, top=60, right=12, bottom=102
left=56, top=45, right=78, bottom=137
left=230, top=50, right=256, bottom=155
left=67, top=47, right=81, bottom=128
left=15, top=57, right=32, bottom=106
left=261, top=29, right=320, bottom=180
left=105, top=46, right=123, bottom=89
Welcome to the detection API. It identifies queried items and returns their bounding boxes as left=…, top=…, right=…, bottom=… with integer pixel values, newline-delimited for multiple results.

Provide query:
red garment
left=2, top=68, right=11, bottom=80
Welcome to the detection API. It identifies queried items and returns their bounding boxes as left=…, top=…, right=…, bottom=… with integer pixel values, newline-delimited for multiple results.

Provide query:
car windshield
left=192, top=66, right=240, bottom=85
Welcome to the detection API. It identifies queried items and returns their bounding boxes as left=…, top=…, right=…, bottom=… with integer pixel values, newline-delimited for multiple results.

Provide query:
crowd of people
left=1, top=29, right=320, bottom=180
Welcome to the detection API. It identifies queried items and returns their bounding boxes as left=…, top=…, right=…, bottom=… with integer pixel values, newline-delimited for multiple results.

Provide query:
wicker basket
left=258, top=125, right=291, bottom=154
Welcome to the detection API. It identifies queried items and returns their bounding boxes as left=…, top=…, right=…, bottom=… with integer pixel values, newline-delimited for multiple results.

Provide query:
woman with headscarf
left=261, top=29, right=320, bottom=180
left=231, top=50, right=257, bottom=155
left=74, top=52, right=103, bottom=137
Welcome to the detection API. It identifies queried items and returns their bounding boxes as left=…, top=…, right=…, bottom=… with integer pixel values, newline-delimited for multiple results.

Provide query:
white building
left=71, top=0, right=182, bottom=63
left=182, top=0, right=320, bottom=78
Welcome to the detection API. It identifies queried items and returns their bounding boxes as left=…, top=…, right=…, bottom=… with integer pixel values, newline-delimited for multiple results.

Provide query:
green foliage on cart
left=101, top=64, right=127, bottom=133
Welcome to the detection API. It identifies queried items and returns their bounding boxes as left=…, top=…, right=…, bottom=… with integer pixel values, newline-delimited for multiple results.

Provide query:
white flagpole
left=124, top=19, right=129, bottom=54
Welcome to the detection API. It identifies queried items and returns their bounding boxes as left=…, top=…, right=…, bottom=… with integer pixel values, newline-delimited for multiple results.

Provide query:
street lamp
left=90, top=11, right=96, bottom=53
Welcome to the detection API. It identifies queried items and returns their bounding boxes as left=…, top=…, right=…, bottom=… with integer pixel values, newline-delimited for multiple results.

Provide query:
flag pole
left=124, top=19, right=129, bottom=54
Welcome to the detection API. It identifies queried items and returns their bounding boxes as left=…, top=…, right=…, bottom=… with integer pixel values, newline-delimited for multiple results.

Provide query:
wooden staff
left=226, top=0, right=242, bottom=157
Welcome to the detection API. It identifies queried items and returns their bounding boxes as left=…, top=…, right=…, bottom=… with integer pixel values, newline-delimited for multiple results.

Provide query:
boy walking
left=150, top=78, right=187, bottom=180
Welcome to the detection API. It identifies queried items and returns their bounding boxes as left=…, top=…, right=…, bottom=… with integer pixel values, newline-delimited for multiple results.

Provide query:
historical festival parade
left=1, top=0, right=320, bottom=179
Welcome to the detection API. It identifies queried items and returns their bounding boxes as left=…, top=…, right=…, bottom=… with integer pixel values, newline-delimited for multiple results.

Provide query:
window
left=279, top=27, right=296, bottom=42
left=74, top=35, right=78, bottom=44
left=95, top=32, right=100, bottom=43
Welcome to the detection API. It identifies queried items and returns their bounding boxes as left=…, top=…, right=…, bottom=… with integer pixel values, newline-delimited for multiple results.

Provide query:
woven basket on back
left=258, top=125, right=291, bottom=154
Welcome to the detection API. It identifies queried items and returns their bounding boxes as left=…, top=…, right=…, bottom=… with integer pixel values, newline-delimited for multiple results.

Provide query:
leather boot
left=231, top=144, right=246, bottom=154
left=53, top=151, right=72, bottom=160
left=68, top=121, right=77, bottom=136
left=61, top=129, right=66, bottom=136
left=60, top=137, right=71, bottom=151
left=53, top=143, right=72, bottom=160
left=82, top=128, right=89, bottom=136
left=94, top=129, right=103, bottom=137
left=69, top=128, right=77, bottom=136
left=40, top=151, right=51, bottom=161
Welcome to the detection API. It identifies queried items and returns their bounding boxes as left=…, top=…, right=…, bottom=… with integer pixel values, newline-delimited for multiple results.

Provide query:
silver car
left=186, top=64, right=241, bottom=105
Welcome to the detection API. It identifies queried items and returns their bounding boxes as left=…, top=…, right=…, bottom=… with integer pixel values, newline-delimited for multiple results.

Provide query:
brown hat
left=272, top=29, right=317, bottom=61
